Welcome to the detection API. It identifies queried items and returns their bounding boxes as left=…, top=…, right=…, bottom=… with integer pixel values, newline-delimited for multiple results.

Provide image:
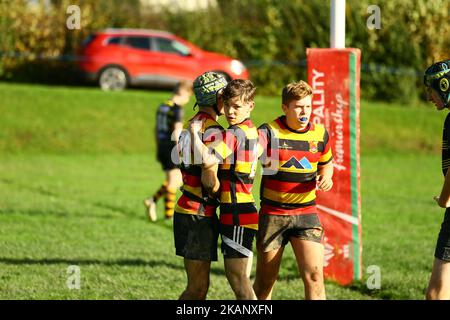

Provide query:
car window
left=107, top=36, right=122, bottom=45
left=123, top=36, right=151, bottom=50
left=154, top=37, right=190, bottom=56
left=82, top=34, right=97, bottom=47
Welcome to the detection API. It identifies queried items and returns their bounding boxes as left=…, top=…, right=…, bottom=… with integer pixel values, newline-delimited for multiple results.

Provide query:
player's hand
left=316, top=174, right=333, bottom=192
left=189, top=120, right=203, bottom=135
left=434, top=195, right=446, bottom=208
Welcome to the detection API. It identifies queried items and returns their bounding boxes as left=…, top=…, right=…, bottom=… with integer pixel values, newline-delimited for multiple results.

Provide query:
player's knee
left=168, top=178, right=182, bottom=190
left=167, top=176, right=181, bottom=190
left=168, top=171, right=182, bottom=188
left=303, top=268, right=323, bottom=285
left=229, top=273, right=249, bottom=290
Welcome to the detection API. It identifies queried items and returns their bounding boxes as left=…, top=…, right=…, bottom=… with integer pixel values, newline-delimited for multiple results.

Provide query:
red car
left=79, top=28, right=249, bottom=90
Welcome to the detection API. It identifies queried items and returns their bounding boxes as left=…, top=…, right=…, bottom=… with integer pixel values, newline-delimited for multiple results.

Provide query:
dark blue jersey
left=442, top=113, right=450, bottom=176
left=156, top=100, right=183, bottom=144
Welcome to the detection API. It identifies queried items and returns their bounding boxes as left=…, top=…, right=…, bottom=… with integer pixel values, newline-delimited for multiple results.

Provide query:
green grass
left=1, top=82, right=445, bottom=155
left=0, top=82, right=447, bottom=299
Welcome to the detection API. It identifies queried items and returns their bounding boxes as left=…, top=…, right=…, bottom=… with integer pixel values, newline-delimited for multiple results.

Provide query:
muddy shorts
left=173, top=212, right=219, bottom=261
left=434, top=208, right=450, bottom=262
left=219, top=224, right=256, bottom=259
left=257, top=213, right=324, bottom=252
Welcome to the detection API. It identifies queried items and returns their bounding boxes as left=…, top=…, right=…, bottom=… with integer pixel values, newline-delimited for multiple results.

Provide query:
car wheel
left=98, top=66, right=128, bottom=91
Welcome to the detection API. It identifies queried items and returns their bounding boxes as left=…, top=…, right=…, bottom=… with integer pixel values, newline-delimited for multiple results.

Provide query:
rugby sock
left=153, top=182, right=168, bottom=202
left=164, top=187, right=177, bottom=218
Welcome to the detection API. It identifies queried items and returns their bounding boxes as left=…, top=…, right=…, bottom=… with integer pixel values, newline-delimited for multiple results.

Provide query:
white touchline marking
left=316, top=205, right=359, bottom=226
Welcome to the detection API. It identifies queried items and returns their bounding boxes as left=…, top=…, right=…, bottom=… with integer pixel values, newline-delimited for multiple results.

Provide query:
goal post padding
left=307, top=48, right=362, bottom=285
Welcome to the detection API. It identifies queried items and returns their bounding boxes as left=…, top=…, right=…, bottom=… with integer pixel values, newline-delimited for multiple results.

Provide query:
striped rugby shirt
left=258, top=116, right=333, bottom=215
left=175, top=112, right=225, bottom=217
left=218, top=119, right=259, bottom=230
left=442, top=113, right=450, bottom=176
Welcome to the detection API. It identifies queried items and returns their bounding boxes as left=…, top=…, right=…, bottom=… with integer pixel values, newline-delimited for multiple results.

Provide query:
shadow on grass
left=277, top=272, right=391, bottom=300
left=0, top=178, right=58, bottom=198
left=0, top=178, right=156, bottom=220
left=343, top=281, right=404, bottom=300
left=0, top=208, right=120, bottom=220
left=91, top=201, right=142, bottom=219
left=0, top=257, right=226, bottom=276
left=0, top=202, right=169, bottom=224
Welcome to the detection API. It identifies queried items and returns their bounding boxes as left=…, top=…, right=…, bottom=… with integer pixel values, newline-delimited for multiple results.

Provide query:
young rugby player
left=190, top=79, right=259, bottom=300
left=144, top=81, right=192, bottom=221
left=424, top=59, right=450, bottom=300
left=173, top=72, right=228, bottom=300
left=254, top=80, right=333, bottom=300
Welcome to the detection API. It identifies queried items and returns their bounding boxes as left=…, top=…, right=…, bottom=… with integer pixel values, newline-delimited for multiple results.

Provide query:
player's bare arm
left=434, top=169, right=450, bottom=208
left=201, top=163, right=220, bottom=197
left=317, top=161, right=334, bottom=192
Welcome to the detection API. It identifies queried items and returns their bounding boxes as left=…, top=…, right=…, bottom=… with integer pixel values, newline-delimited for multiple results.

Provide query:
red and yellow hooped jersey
left=218, top=119, right=260, bottom=230
left=258, top=116, right=333, bottom=215
left=175, top=112, right=225, bottom=216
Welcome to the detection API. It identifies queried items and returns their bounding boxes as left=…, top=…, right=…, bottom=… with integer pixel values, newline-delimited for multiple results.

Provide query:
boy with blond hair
left=254, top=80, right=333, bottom=300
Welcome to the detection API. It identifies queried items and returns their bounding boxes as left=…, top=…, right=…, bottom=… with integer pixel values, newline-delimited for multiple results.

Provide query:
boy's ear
left=281, top=103, right=288, bottom=113
left=249, top=101, right=255, bottom=111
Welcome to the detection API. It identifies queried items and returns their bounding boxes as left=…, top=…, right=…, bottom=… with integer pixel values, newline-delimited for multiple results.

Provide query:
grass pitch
left=0, top=82, right=446, bottom=299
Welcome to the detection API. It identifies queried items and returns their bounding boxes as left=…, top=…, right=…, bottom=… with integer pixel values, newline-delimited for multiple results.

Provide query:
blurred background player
left=424, top=59, right=450, bottom=300
left=144, top=80, right=193, bottom=221
left=254, top=81, right=333, bottom=300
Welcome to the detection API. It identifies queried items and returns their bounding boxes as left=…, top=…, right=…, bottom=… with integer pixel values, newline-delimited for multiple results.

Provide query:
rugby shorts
left=257, top=213, right=324, bottom=252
